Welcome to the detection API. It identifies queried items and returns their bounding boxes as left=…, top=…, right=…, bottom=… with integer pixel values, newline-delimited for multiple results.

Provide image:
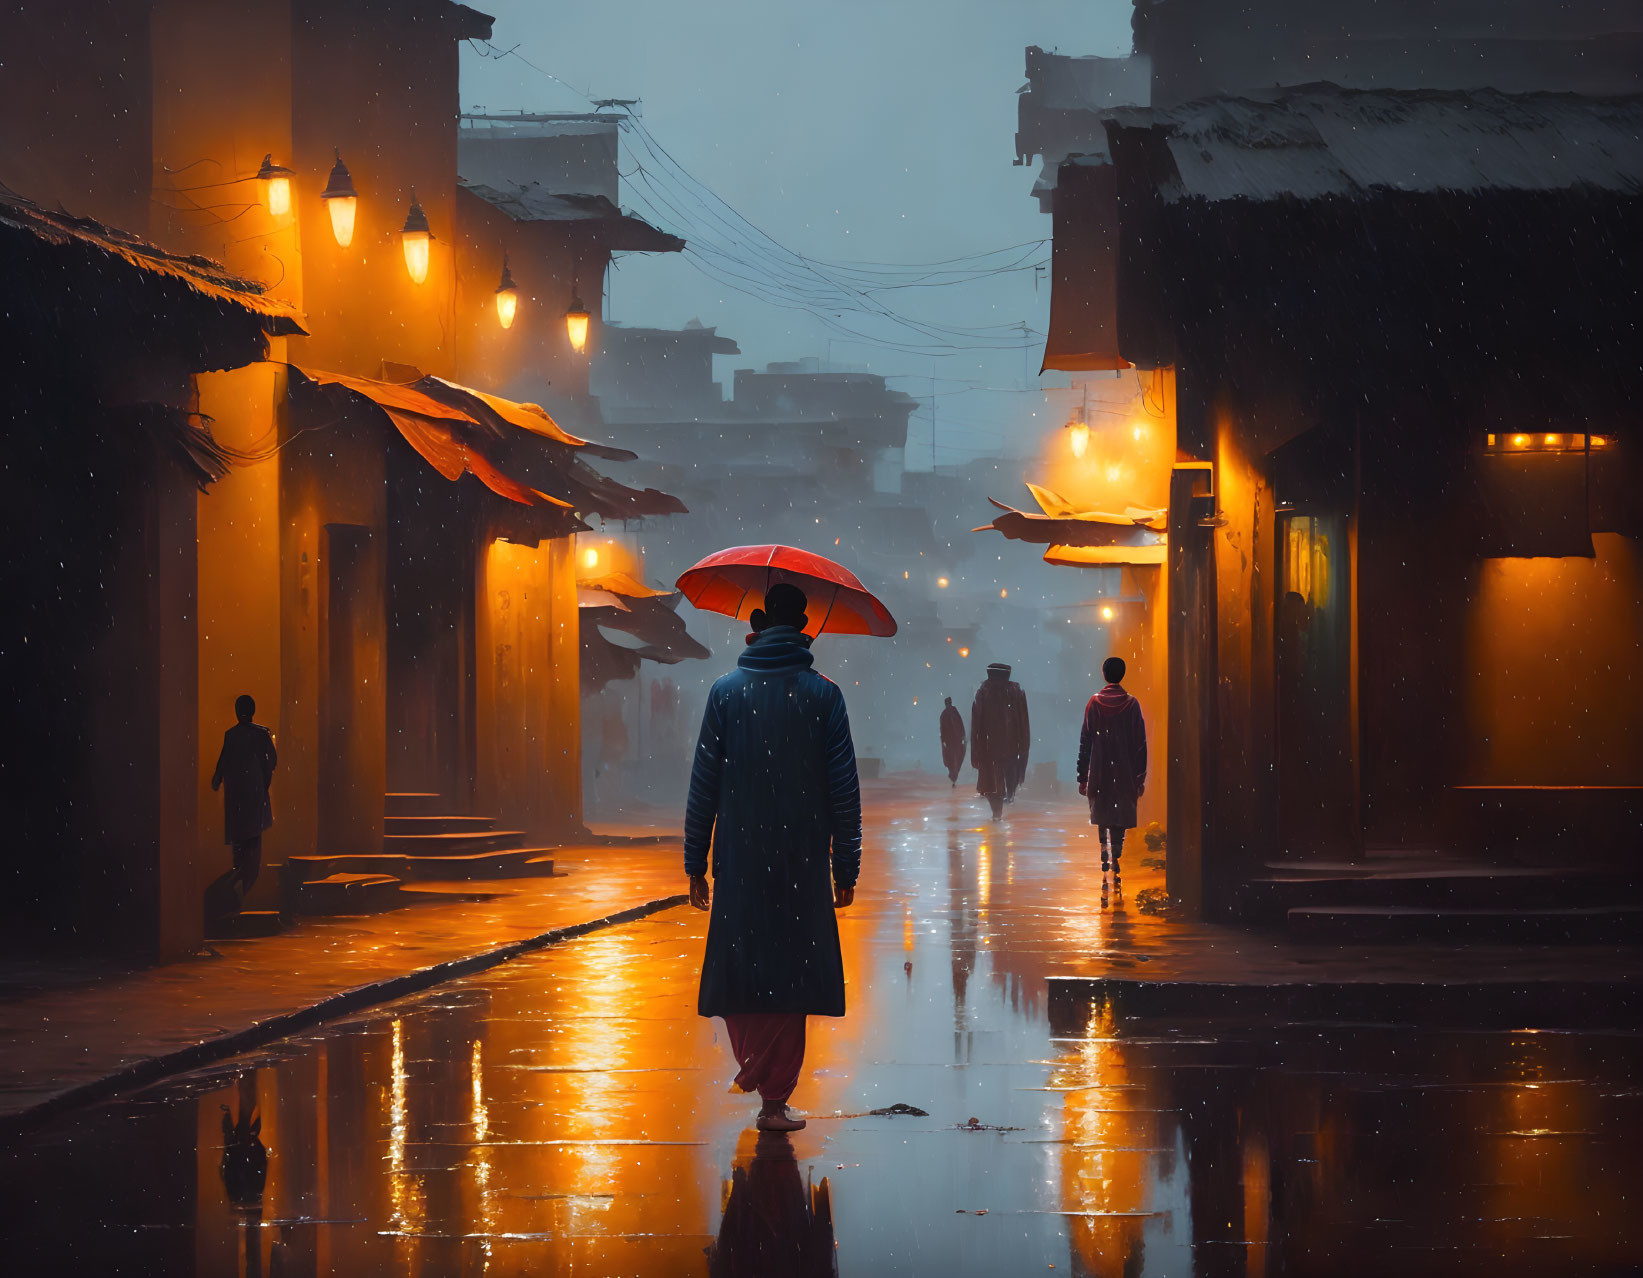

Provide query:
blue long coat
left=684, top=626, right=862, bottom=1017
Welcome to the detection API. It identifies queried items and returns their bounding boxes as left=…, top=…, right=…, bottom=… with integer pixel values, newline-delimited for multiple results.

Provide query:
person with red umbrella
left=682, top=582, right=862, bottom=1133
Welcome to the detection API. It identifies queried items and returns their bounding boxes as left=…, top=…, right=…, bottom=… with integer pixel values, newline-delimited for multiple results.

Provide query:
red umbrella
left=675, top=545, right=898, bottom=637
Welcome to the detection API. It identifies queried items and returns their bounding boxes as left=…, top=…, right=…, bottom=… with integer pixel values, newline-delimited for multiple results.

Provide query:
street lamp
left=495, top=256, right=519, bottom=329
left=564, top=291, right=590, bottom=353
left=320, top=150, right=358, bottom=247
left=256, top=154, right=294, bottom=217
left=401, top=190, right=431, bottom=284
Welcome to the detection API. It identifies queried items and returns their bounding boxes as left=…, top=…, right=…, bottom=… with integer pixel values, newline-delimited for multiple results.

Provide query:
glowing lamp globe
left=564, top=294, right=591, bottom=353
left=401, top=192, right=431, bottom=284
left=256, top=154, right=294, bottom=217
left=495, top=258, right=519, bottom=329
left=320, top=151, right=358, bottom=247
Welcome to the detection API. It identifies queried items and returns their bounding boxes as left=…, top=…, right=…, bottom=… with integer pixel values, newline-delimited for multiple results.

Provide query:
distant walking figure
left=1077, top=657, right=1147, bottom=889
left=684, top=583, right=862, bottom=1133
left=211, top=695, right=277, bottom=894
left=971, top=662, right=1030, bottom=820
left=939, top=696, right=967, bottom=786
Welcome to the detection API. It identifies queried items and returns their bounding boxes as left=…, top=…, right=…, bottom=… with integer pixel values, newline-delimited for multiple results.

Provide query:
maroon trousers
left=723, top=1014, right=807, bottom=1104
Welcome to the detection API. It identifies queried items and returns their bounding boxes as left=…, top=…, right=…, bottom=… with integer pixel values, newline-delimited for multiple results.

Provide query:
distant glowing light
left=1132, top=422, right=1146, bottom=441
left=958, top=647, right=970, bottom=658
left=320, top=150, right=357, bottom=246
left=1544, top=434, right=1561, bottom=447
left=903, top=571, right=909, bottom=579
left=937, top=577, right=950, bottom=588
left=1510, top=434, right=1530, bottom=448
left=1100, top=605, right=1114, bottom=620
left=1068, top=422, right=1090, bottom=459
left=583, top=547, right=598, bottom=569
left=1590, top=435, right=1610, bottom=448
left=1105, top=464, right=1123, bottom=483
left=257, top=154, right=293, bottom=217
left=401, top=190, right=431, bottom=284
left=1487, top=433, right=1497, bottom=447
left=1000, top=588, right=1008, bottom=598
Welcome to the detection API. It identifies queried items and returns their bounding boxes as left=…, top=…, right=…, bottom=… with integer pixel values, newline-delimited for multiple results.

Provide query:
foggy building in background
left=0, top=0, right=686, bottom=957
left=1014, top=0, right=1642, bottom=922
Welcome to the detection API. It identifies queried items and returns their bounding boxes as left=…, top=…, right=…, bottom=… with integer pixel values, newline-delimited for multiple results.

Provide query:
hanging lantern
left=256, top=154, right=294, bottom=217
left=320, top=150, right=358, bottom=247
left=1067, top=420, right=1090, bottom=459
left=564, top=292, right=590, bottom=353
left=401, top=190, right=431, bottom=284
left=494, top=256, right=519, bottom=329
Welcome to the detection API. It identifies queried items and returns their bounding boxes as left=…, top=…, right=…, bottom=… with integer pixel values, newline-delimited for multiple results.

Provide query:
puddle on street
left=0, top=789, right=1637, bottom=1275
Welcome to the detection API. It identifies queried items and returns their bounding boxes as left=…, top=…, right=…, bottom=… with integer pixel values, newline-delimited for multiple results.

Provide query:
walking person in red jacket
left=1077, top=657, right=1147, bottom=893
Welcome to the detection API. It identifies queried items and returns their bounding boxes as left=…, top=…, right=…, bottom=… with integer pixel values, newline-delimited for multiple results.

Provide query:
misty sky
left=460, top=0, right=1132, bottom=466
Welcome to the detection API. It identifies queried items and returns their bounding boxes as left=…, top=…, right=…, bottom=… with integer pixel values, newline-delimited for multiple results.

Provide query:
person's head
left=986, top=662, right=1011, bottom=681
left=944, top=696, right=952, bottom=707
left=1103, top=657, right=1126, bottom=685
left=235, top=694, right=256, bottom=723
left=750, top=582, right=809, bottom=633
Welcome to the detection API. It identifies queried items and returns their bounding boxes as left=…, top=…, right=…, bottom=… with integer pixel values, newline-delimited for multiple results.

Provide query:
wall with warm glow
left=1463, top=534, right=1643, bottom=784
left=288, top=6, right=463, bottom=379
left=478, top=536, right=582, bottom=835
left=194, top=360, right=287, bottom=904
left=147, top=0, right=304, bottom=313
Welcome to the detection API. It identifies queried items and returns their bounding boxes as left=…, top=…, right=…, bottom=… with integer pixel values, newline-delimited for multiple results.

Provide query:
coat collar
left=738, top=625, right=816, bottom=674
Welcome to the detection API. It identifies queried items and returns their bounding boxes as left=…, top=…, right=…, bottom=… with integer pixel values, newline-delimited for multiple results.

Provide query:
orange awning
left=1044, top=543, right=1167, bottom=567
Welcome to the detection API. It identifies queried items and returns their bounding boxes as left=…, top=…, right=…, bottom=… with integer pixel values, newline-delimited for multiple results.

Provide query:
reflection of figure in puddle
left=709, top=1129, right=838, bottom=1277
left=685, top=583, right=862, bottom=1133
left=1078, top=657, right=1148, bottom=894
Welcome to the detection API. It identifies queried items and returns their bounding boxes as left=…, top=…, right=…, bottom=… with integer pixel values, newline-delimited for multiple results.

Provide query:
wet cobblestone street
left=1, top=778, right=1638, bottom=1276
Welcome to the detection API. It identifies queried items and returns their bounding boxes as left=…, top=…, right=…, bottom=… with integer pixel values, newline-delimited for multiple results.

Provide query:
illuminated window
left=1283, top=516, right=1331, bottom=608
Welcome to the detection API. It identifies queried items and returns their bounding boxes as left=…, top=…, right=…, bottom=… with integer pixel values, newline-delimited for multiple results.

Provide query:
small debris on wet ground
left=868, top=1102, right=928, bottom=1116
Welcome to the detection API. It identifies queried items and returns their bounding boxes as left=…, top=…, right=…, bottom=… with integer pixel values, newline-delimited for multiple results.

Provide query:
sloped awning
left=288, top=367, right=686, bottom=522
left=578, top=573, right=711, bottom=692
left=977, top=483, right=1168, bottom=567
left=460, top=183, right=684, bottom=254
left=1043, top=159, right=1130, bottom=373
left=0, top=193, right=305, bottom=374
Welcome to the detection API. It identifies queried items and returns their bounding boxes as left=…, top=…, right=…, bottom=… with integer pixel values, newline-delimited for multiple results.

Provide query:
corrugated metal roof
left=1112, top=88, right=1643, bottom=203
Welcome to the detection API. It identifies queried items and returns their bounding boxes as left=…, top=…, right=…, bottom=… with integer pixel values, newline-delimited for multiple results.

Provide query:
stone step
left=384, top=792, right=444, bottom=818
left=1240, top=867, right=1638, bottom=923
left=205, top=910, right=285, bottom=940
left=382, top=830, right=528, bottom=856
left=399, top=883, right=512, bottom=904
left=294, top=872, right=402, bottom=915
left=287, top=848, right=558, bottom=883
left=384, top=814, right=497, bottom=836
left=1288, top=904, right=1643, bottom=945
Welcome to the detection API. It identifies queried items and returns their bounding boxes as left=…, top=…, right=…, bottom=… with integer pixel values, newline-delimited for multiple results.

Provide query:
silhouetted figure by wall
left=211, top=695, right=277, bottom=900
left=971, top=663, right=1030, bottom=820
left=939, top=696, right=967, bottom=786
left=709, top=1129, right=838, bottom=1277
left=685, top=583, right=862, bottom=1134
left=1078, top=656, right=1148, bottom=892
